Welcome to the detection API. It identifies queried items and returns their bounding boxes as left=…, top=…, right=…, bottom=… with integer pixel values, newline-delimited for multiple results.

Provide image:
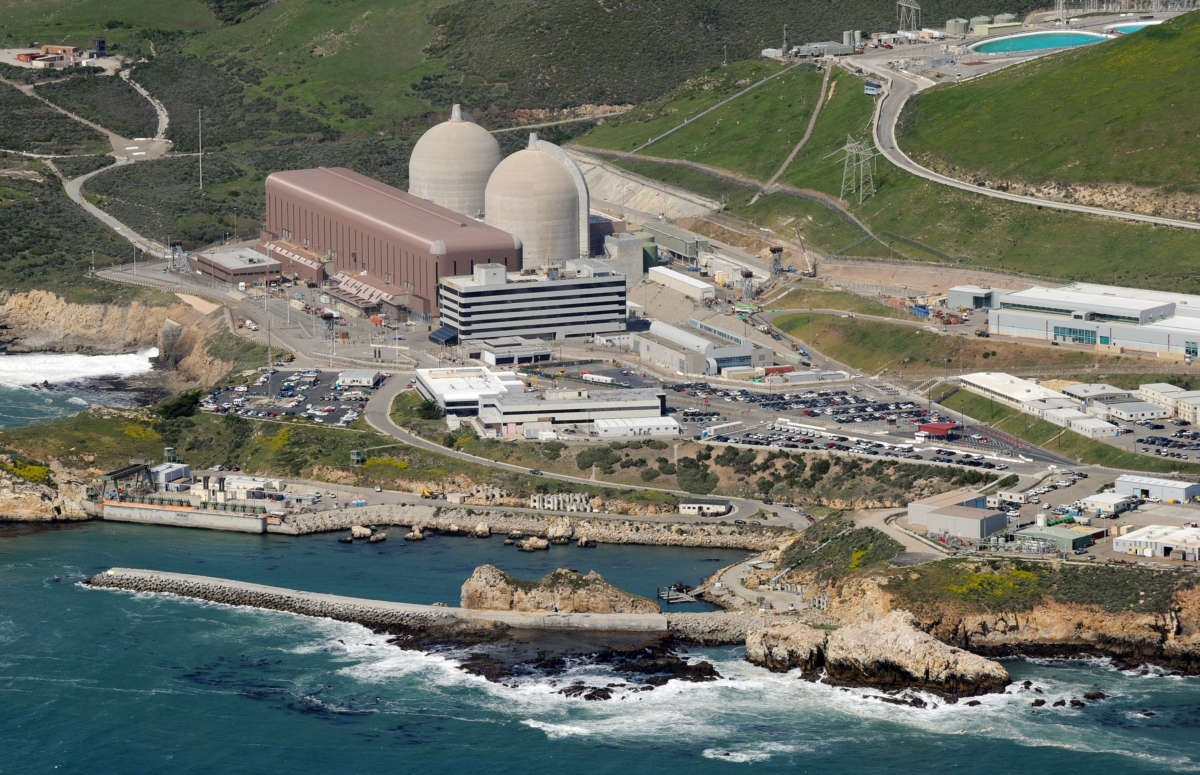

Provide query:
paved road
left=361, top=379, right=791, bottom=522
left=119, top=68, right=170, bottom=140
left=859, top=60, right=1200, bottom=232
left=59, top=163, right=168, bottom=258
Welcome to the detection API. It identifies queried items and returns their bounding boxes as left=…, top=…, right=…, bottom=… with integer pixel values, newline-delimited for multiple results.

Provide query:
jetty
left=84, top=568, right=768, bottom=643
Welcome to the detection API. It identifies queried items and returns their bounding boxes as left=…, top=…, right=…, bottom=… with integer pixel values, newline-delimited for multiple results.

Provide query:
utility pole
left=198, top=107, right=203, bottom=191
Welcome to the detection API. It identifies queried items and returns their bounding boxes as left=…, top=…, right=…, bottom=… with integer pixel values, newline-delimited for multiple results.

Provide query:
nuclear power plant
left=259, top=104, right=630, bottom=326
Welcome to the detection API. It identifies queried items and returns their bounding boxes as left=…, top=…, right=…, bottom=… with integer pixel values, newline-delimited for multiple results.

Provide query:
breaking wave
left=0, top=348, right=158, bottom=388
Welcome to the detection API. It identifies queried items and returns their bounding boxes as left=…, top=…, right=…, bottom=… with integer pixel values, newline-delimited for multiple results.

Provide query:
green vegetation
left=0, top=457, right=53, bottom=486
left=82, top=138, right=411, bottom=248
left=36, top=73, right=158, bottom=139
left=901, top=12, right=1200, bottom=196
left=778, top=513, right=903, bottom=580
left=0, top=82, right=107, bottom=155
left=887, top=558, right=1195, bottom=614
left=995, top=474, right=1020, bottom=490
left=773, top=313, right=1117, bottom=375
left=202, top=330, right=271, bottom=376
left=0, top=175, right=164, bottom=303
left=583, top=58, right=1200, bottom=291
left=52, top=154, right=113, bottom=178
left=774, top=285, right=918, bottom=320
left=941, top=390, right=1200, bottom=474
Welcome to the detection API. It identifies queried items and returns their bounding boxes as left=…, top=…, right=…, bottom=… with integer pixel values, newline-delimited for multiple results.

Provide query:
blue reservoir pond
left=3, top=521, right=1200, bottom=773
left=972, top=31, right=1109, bottom=53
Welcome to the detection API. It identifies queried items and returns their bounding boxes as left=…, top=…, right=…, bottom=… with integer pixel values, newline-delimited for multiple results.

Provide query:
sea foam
left=0, top=348, right=158, bottom=388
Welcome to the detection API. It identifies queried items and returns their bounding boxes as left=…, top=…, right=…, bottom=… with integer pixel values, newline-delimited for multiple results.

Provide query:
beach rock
left=577, top=536, right=595, bottom=548
left=546, top=517, right=574, bottom=541
left=368, top=532, right=387, bottom=543
left=473, top=522, right=490, bottom=538
left=459, top=564, right=660, bottom=614
left=1083, top=691, right=1107, bottom=701
left=1052, top=699, right=1066, bottom=707
left=404, top=526, right=424, bottom=541
left=1069, top=699, right=1086, bottom=708
left=745, top=621, right=826, bottom=674
left=823, top=611, right=1009, bottom=698
left=351, top=525, right=372, bottom=539
left=518, top=536, right=550, bottom=552
left=1031, top=699, right=1046, bottom=707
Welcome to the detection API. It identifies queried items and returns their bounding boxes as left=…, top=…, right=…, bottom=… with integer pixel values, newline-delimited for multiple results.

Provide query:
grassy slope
left=584, top=62, right=1200, bottom=290
left=0, top=0, right=219, bottom=45
left=774, top=313, right=1124, bottom=375
left=941, top=390, right=1200, bottom=475
left=901, top=12, right=1200, bottom=193
left=773, top=285, right=920, bottom=320
left=586, top=62, right=824, bottom=181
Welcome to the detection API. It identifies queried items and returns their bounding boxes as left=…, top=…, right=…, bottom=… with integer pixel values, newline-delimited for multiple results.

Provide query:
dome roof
left=485, top=136, right=585, bottom=267
left=408, top=104, right=500, bottom=218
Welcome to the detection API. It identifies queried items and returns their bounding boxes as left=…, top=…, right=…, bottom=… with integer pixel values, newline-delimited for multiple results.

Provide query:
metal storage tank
left=970, top=15, right=993, bottom=31
left=994, top=12, right=1018, bottom=24
left=409, top=104, right=500, bottom=219
left=485, top=133, right=584, bottom=267
left=946, top=18, right=969, bottom=35
left=854, top=30, right=863, bottom=43
left=842, top=30, right=854, bottom=47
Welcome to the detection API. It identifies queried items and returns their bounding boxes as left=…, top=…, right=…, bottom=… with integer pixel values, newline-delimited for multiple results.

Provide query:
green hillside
left=1, top=0, right=1040, bottom=151
left=900, top=12, right=1200, bottom=195
left=579, top=62, right=1200, bottom=291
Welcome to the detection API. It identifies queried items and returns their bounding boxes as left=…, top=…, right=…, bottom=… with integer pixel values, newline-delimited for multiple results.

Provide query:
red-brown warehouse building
left=261, top=167, right=521, bottom=319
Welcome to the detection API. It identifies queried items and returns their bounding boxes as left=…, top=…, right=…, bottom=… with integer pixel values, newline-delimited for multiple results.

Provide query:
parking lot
left=200, top=369, right=388, bottom=426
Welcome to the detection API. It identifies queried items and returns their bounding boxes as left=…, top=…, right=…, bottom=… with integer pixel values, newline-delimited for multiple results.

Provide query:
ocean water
left=2, top=522, right=1198, bottom=774
left=0, top=349, right=158, bottom=428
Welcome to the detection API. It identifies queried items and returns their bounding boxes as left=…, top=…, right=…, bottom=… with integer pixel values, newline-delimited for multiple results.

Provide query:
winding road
left=857, top=59, right=1200, bottom=231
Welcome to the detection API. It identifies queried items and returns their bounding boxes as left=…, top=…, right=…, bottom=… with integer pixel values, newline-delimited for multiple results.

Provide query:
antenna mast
left=198, top=107, right=203, bottom=191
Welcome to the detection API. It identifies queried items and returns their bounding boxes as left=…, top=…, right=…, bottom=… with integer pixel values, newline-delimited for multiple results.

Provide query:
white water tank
left=1036, top=513, right=1047, bottom=527
left=409, top=104, right=500, bottom=218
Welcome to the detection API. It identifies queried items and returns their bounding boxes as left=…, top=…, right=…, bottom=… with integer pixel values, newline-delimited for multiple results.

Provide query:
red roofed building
left=918, top=421, right=960, bottom=439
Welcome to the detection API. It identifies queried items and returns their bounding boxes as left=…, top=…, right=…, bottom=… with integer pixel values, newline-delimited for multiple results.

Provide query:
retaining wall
left=102, top=504, right=265, bottom=533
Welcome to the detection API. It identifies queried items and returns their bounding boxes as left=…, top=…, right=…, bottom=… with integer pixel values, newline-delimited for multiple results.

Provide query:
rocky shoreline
left=86, top=567, right=1014, bottom=699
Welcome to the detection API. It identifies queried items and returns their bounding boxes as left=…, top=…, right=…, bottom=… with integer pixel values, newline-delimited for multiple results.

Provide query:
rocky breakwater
left=461, top=564, right=660, bottom=614
left=0, top=460, right=90, bottom=522
left=746, top=611, right=1010, bottom=699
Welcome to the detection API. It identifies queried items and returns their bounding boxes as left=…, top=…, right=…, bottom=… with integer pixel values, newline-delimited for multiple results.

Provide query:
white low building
left=1114, top=474, right=1200, bottom=503
left=647, top=266, right=716, bottom=301
left=477, top=387, right=666, bottom=436
left=337, top=369, right=382, bottom=388
left=959, top=372, right=1068, bottom=410
left=1114, top=524, right=1200, bottom=561
left=679, top=498, right=731, bottom=516
left=413, top=367, right=526, bottom=415
left=1079, top=491, right=1137, bottom=516
left=592, top=416, right=681, bottom=438
left=1138, top=382, right=1186, bottom=409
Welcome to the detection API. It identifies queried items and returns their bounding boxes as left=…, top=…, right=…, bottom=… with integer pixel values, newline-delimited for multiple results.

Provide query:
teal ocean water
left=0, top=350, right=159, bottom=429
left=2, top=522, right=1198, bottom=774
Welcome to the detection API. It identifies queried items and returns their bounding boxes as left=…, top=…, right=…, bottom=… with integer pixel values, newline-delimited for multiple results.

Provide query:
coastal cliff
left=0, top=460, right=89, bottom=521
left=745, top=612, right=1010, bottom=699
left=461, top=565, right=660, bottom=614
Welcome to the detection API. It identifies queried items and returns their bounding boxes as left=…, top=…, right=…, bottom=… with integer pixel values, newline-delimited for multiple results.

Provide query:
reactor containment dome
left=408, top=104, right=500, bottom=218
left=485, top=132, right=590, bottom=267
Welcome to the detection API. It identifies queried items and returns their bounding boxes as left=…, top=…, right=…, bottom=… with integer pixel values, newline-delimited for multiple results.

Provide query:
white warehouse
left=1114, top=474, right=1200, bottom=503
left=1114, top=525, right=1200, bottom=562
left=647, top=266, right=716, bottom=301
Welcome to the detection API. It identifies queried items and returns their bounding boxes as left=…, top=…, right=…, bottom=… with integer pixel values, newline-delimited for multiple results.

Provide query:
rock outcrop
left=460, top=564, right=660, bottom=614
left=0, top=460, right=90, bottom=522
left=745, top=611, right=1010, bottom=699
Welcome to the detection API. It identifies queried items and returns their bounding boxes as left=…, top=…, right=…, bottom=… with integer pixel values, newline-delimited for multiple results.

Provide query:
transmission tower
left=897, top=0, right=921, bottom=32
left=834, top=135, right=878, bottom=205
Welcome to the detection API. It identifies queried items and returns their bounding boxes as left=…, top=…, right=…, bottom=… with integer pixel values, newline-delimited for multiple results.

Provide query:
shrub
left=640, top=468, right=660, bottom=482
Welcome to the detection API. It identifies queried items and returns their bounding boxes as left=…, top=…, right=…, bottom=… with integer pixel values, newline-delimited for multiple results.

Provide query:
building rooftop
left=1000, top=285, right=1171, bottom=315
left=648, top=265, right=716, bottom=292
left=960, top=372, right=1068, bottom=403
left=1107, top=400, right=1167, bottom=415
left=912, top=488, right=983, bottom=508
left=267, top=167, right=520, bottom=255
left=442, top=259, right=621, bottom=291
left=198, top=246, right=280, bottom=271
left=1119, top=524, right=1200, bottom=548
left=594, top=416, right=679, bottom=429
left=1140, top=382, right=1186, bottom=395
left=948, top=284, right=995, bottom=295
left=1017, top=526, right=1087, bottom=541
left=934, top=505, right=1005, bottom=521
left=1061, top=383, right=1129, bottom=400
left=1116, top=474, right=1200, bottom=488
left=497, top=387, right=663, bottom=406
left=416, top=367, right=525, bottom=401
left=1083, top=491, right=1135, bottom=505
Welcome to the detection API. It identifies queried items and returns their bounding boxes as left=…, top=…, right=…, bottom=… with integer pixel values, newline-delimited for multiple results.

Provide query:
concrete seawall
left=103, top=503, right=265, bottom=533
left=85, top=567, right=771, bottom=643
